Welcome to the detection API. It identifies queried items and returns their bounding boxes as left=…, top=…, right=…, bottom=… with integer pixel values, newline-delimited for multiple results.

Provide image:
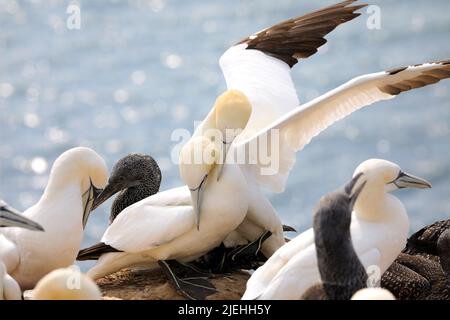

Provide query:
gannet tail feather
left=237, top=0, right=367, bottom=67
left=77, top=242, right=122, bottom=261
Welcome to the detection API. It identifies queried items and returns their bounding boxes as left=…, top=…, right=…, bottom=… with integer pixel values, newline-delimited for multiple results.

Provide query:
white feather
left=236, top=62, right=450, bottom=193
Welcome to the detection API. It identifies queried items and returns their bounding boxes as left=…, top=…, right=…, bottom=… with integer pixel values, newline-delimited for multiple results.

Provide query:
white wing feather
left=220, top=44, right=300, bottom=141
left=237, top=62, right=450, bottom=193
left=102, top=186, right=194, bottom=253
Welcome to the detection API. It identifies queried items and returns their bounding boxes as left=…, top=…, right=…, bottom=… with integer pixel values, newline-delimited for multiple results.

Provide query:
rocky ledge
left=97, top=268, right=250, bottom=300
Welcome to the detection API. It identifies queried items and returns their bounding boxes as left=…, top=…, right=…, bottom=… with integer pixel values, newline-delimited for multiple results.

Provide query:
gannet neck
left=354, top=186, right=405, bottom=223
left=352, top=159, right=409, bottom=223
left=43, top=148, right=106, bottom=197
left=110, top=176, right=157, bottom=221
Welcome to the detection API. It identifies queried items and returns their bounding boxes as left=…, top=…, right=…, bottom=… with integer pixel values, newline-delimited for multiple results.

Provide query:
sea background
left=0, top=0, right=449, bottom=271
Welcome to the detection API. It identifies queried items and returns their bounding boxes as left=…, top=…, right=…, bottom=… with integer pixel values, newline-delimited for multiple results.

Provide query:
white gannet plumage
left=242, top=159, right=432, bottom=300
left=0, top=201, right=44, bottom=300
left=86, top=92, right=253, bottom=279
left=0, top=147, right=107, bottom=289
left=189, top=0, right=369, bottom=256
left=87, top=1, right=450, bottom=279
left=233, top=60, right=450, bottom=194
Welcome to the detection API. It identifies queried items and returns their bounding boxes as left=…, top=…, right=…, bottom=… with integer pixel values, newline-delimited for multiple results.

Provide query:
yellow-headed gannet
left=84, top=1, right=450, bottom=283
left=81, top=0, right=369, bottom=265
left=243, top=159, right=431, bottom=299
left=0, top=147, right=107, bottom=289
left=83, top=94, right=253, bottom=288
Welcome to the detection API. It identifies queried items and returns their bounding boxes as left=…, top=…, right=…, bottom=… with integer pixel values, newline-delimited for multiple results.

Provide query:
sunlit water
left=1, top=0, right=450, bottom=271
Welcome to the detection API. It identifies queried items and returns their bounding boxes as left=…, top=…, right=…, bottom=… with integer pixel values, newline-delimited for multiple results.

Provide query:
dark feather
left=238, top=0, right=367, bottom=67
left=77, top=242, right=121, bottom=261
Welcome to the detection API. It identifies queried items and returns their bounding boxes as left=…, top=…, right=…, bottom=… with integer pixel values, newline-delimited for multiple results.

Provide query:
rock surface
left=97, top=268, right=250, bottom=300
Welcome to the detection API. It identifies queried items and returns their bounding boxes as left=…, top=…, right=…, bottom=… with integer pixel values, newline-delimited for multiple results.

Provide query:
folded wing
left=102, top=186, right=194, bottom=253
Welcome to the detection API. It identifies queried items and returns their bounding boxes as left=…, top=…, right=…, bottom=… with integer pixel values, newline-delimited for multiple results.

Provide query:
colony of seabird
left=1, top=0, right=450, bottom=300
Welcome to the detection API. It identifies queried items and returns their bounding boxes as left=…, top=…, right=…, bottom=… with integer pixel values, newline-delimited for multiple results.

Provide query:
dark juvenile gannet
left=381, top=224, right=450, bottom=299
left=243, top=160, right=432, bottom=300
left=77, top=153, right=161, bottom=260
left=93, top=153, right=161, bottom=223
left=438, top=229, right=450, bottom=279
left=0, top=201, right=43, bottom=300
left=302, top=173, right=367, bottom=300
left=0, top=147, right=108, bottom=289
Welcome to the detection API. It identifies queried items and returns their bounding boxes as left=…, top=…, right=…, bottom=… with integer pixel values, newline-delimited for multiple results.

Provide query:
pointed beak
left=391, top=171, right=432, bottom=190
left=0, top=205, right=44, bottom=232
left=82, top=180, right=104, bottom=229
left=346, top=172, right=367, bottom=210
left=91, top=181, right=121, bottom=211
left=190, top=174, right=208, bottom=230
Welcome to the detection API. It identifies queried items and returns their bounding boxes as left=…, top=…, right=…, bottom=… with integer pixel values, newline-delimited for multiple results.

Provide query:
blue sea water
left=0, top=0, right=449, bottom=271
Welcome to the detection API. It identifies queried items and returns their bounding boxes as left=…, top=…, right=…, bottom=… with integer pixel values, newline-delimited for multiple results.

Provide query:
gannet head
left=0, top=200, right=44, bottom=231
left=48, top=147, right=108, bottom=228
left=213, top=90, right=252, bottom=181
left=32, top=267, right=102, bottom=300
left=314, top=173, right=367, bottom=233
left=352, top=159, right=431, bottom=206
left=91, top=154, right=161, bottom=211
left=179, top=136, right=221, bottom=229
left=351, top=288, right=396, bottom=300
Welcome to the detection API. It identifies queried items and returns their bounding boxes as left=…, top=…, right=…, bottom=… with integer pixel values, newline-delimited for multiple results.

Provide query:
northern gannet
left=30, top=267, right=102, bottom=300
left=86, top=0, right=450, bottom=282
left=243, top=159, right=432, bottom=300
left=0, top=147, right=108, bottom=289
left=381, top=227, right=450, bottom=299
left=77, top=153, right=273, bottom=275
left=302, top=173, right=368, bottom=300
left=83, top=94, right=253, bottom=289
left=351, top=288, right=396, bottom=300
left=75, top=1, right=369, bottom=277
left=0, top=202, right=43, bottom=300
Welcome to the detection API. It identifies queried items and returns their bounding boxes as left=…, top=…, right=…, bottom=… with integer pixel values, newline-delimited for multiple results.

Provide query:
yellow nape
left=32, top=267, right=102, bottom=300
left=214, top=90, right=252, bottom=134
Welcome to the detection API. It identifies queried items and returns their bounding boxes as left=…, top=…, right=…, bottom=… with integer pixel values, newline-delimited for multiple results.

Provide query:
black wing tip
left=77, top=242, right=121, bottom=261
left=387, top=59, right=450, bottom=75
left=238, top=1, right=368, bottom=68
left=381, top=59, right=450, bottom=96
